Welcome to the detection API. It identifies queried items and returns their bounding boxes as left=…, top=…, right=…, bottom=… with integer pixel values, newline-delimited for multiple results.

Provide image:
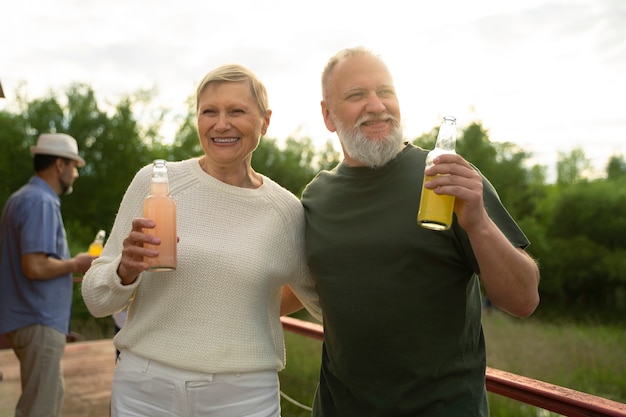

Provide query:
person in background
left=301, top=46, right=540, bottom=416
left=81, top=64, right=320, bottom=417
left=0, top=133, right=95, bottom=417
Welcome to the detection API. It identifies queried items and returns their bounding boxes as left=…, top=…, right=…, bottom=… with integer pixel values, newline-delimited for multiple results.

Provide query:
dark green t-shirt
left=301, top=144, right=529, bottom=417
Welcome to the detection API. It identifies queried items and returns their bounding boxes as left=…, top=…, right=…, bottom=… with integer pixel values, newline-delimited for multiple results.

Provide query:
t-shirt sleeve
left=453, top=173, right=531, bottom=275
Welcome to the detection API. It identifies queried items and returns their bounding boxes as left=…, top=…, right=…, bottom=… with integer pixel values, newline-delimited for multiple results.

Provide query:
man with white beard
left=301, top=46, right=540, bottom=417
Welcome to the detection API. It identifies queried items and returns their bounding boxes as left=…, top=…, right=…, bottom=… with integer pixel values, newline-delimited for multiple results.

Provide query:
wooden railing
left=280, top=316, right=626, bottom=417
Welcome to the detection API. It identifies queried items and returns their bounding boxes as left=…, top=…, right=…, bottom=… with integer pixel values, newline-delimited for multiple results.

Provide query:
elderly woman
left=82, top=64, right=320, bottom=417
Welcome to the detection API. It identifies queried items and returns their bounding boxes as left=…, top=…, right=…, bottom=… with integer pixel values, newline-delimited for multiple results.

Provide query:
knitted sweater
left=81, top=158, right=321, bottom=374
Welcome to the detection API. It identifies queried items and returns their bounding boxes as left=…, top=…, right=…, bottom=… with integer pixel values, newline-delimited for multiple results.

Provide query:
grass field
left=278, top=310, right=626, bottom=416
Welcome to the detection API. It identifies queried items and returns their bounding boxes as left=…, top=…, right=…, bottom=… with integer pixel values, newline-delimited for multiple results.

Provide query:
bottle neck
left=434, top=131, right=456, bottom=152
left=434, top=140, right=455, bottom=152
left=435, top=118, right=456, bottom=152
left=150, top=180, right=169, bottom=195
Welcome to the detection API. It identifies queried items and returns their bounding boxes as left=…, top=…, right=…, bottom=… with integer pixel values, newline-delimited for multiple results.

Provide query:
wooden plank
left=486, top=367, right=626, bottom=417
left=280, top=316, right=324, bottom=341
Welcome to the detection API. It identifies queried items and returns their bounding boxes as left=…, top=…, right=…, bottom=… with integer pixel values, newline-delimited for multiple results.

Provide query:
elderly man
left=301, top=47, right=540, bottom=416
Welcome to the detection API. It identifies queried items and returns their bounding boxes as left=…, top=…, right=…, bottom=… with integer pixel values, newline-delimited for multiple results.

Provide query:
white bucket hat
left=30, top=133, right=86, bottom=167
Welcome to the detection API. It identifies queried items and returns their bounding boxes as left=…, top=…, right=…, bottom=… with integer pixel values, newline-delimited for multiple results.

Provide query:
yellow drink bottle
left=88, top=229, right=106, bottom=256
left=417, top=116, right=457, bottom=231
left=143, top=159, right=177, bottom=271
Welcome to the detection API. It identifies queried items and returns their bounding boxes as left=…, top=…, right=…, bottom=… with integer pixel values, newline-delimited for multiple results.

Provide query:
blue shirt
left=0, top=176, right=73, bottom=335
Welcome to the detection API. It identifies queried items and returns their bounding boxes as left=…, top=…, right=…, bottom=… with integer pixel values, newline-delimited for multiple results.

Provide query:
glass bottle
left=88, top=229, right=106, bottom=256
left=417, top=116, right=457, bottom=231
left=143, top=159, right=177, bottom=271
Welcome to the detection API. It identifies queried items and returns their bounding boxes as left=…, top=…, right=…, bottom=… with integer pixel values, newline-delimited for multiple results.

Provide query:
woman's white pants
left=111, top=350, right=280, bottom=417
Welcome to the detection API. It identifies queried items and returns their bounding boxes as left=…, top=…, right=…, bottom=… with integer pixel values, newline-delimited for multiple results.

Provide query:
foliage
left=1, top=85, right=625, bottom=323
left=606, top=155, right=626, bottom=180
left=556, top=147, right=592, bottom=185
left=536, top=178, right=626, bottom=313
left=0, top=110, right=32, bottom=200
left=252, top=136, right=339, bottom=197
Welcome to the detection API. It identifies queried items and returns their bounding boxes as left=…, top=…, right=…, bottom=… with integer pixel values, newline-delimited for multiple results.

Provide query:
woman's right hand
left=116, top=218, right=159, bottom=285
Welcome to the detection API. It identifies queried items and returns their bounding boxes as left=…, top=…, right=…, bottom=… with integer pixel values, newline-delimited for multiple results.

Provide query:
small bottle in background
left=417, top=116, right=457, bottom=231
left=88, top=229, right=106, bottom=256
left=143, top=159, right=177, bottom=271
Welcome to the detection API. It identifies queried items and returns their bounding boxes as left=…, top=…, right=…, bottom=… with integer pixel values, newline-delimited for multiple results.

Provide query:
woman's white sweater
left=82, top=158, right=320, bottom=374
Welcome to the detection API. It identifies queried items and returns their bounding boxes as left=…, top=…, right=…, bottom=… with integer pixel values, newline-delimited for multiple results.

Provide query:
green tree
left=1, top=84, right=161, bottom=247
left=252, top=136, right=339, bottom=197
left=65, top=92, right=156, bottom=243
left=606, top=155, right=626, bottom=180
left=157, top=96, right=203, bottom=162
left=556, top=147, right=591, bottom=186
left=0, top=109, right=32, bottom=205
left=455, top=122, right=497, bottom=175
left=547, top=180, right=626, bottom=251
left=411, top=126, right=437, bottom=151
left=538, top=179, right=626, bottom=312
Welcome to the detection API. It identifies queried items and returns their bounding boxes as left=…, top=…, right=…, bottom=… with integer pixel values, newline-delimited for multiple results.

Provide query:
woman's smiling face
left=196, top=81, right=270, bottom=169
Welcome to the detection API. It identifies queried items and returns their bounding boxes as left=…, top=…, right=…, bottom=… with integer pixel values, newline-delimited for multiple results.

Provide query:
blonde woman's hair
left=196, top=64, right=269, bottom=115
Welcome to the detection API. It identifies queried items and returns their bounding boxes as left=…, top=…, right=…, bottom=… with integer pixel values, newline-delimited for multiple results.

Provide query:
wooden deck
left=0, top=339, right=116, bottom=417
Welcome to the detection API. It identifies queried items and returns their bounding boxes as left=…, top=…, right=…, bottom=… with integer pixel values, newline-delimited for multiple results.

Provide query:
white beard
left=335, top=114, right=404, bottom=168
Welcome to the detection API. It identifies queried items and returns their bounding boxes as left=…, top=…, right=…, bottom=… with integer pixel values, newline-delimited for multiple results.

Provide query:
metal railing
left=280, top=316, right=626, bottom=417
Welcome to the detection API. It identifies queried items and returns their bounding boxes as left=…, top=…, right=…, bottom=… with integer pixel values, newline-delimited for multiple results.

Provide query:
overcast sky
left=2, top=0, right=625, bottom=181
